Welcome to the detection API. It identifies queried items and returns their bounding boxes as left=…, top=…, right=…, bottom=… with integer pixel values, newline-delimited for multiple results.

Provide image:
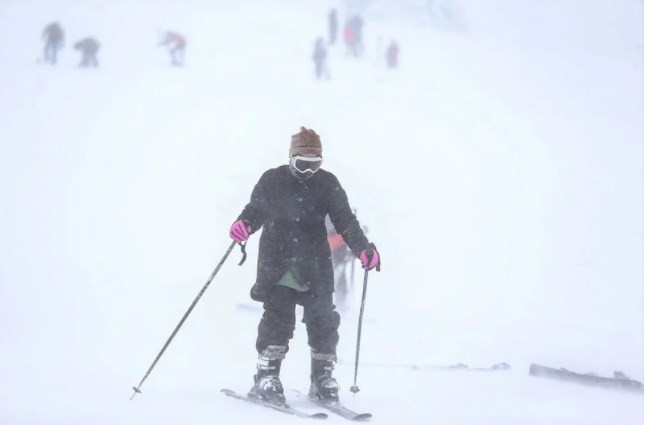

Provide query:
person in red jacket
left=326, top=216, right=356, bottom=311
left=343, top=21, right=356, bottom=56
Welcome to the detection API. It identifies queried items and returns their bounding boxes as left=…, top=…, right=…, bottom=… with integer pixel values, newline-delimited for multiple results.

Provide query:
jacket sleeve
left=238, top=170, right=272, bottom=233
left=326, top=173, right=369, bottom=256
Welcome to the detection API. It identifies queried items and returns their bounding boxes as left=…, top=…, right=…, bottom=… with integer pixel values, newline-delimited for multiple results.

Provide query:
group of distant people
left=312, top=9, right=400, bottom=80
left=41, top=22, right=186, bottom=68
left=43, top=16, right=396, bottom=78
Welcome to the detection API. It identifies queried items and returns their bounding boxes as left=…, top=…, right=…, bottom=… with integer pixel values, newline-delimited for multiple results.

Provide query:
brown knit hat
left=289, top=127, right=322, bottom=157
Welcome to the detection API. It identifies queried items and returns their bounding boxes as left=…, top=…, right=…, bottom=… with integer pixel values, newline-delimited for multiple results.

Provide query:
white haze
left=0, top=0, right=642, bottom=424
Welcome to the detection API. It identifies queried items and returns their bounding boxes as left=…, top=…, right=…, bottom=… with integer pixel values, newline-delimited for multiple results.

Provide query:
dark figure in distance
left=328, top=9, right=338, bottom=45
left=74, top=37, right=100, bottom=68
left=312, top=38, right=329, bottom=80
left=159, top=31, right=186, bottom=66
left=42, top=22, right=64, bottom=64
left=386, top=40, right=400, bottom=69
left=229, top=127, right=380, bottom=405
left=351, top=15, right=364, bottom=55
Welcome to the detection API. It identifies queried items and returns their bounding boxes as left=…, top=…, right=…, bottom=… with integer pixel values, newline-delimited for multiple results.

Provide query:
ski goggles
left=291, top=155, right=323, bottom=174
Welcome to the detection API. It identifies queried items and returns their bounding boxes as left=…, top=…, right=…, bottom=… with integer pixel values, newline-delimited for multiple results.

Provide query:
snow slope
left=0, top=0, right=642, bottom=424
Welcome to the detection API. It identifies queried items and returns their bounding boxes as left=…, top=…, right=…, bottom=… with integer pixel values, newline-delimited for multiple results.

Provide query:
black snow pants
left=256, top=285, right=340, bottom=356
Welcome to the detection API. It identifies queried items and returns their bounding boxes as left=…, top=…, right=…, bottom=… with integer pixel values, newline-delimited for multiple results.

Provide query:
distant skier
left=42, top=22, right=64, bottom=64
left=312, top=38, right=329, bottom=80
left=343, top=21, right=356, bottom=57
left=386, top=40, right=399, bottom=69
left=343, top=15, right=364, bottom=57
left=74, top=37, right=100, bottom=68
left=229, top=127, right=380, bottom=406
left=350, top=15, right=364, bottom=56
left=159, top=31, right=186, bottom=66
left=327, top=9, right=338, bottom=45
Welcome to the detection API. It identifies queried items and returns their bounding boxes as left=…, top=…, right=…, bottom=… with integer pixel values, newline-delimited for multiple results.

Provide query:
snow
left=0, top=0, right=642, bottom=424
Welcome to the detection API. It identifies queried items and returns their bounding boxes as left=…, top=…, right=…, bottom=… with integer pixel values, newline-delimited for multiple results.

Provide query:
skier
left=158, top=31, right=186, bottom=66
left=73, top=37, right=100, bottom=68
left=386, top=40, right=399, bottom=69
left=327, top=9, right=338, bottom=45
left=229, top=127, right=380, bottom=405
left=350, top=15, right=365, bottom=56
left=312, top=38, right=329, bottom=80
left=326, top=216, right=355, bottom=311
left=343, top=21, right=356, bottom=57
left=42, top=22, right=64, bottom=64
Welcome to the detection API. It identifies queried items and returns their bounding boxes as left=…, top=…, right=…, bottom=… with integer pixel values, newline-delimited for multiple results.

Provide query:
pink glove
left=359, top=247, right=380, bottom=270
left=230, top=220, right=251, bottom=243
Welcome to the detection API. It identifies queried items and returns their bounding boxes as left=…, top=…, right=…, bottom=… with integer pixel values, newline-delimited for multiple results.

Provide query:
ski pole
left=349, top=268, right=370, bottom=394
left=350, top=255, right=356, bottom=301
left=349, top=244, right=380, bottom=394
left=131, top=240, right=239, bottom=400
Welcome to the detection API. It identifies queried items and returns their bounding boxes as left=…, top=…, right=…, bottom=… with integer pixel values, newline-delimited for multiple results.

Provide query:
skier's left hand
left=359, top=246, right=380, bottom=270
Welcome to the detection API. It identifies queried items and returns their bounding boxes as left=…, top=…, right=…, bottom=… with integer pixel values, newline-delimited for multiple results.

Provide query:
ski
left=291, top=390, right=372, bottom=421
left=221, top=389, right=328, bottom=419
left=529, top=364, right=644, bottom=393
left=308, top=398, right=372, bottom=421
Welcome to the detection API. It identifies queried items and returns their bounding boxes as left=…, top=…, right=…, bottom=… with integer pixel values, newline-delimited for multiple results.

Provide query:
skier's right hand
left=230, top=220, right=252, bottom=243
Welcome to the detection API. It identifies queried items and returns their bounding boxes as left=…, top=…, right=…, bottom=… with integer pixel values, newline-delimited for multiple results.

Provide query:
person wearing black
left=229, top=127, right=380, bottom=405
left=348, top=15, right=364, bottom=57
left=42, top=22, right=64, bottom=64
left=312, top=38, right=328, bottom=80
left=74, top=37, right=100, bottom=68
left=327, top=9, right=338, bottom=45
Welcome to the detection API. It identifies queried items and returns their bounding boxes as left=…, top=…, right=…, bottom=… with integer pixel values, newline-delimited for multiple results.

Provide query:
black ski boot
left=309, top=352, right=339, bottom=403
left=249, top=345, right=287, bottom=405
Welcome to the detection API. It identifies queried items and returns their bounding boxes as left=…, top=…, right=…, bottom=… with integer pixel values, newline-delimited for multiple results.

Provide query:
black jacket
left=239, top=165, right=370, bottom=301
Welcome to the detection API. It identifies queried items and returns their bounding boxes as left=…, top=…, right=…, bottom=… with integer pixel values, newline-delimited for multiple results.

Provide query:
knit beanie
left=289, top=127, right=322, bottom=157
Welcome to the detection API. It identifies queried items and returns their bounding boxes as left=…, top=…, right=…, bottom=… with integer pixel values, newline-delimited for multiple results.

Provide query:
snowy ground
left=0, top=0, right=642, bottom=424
